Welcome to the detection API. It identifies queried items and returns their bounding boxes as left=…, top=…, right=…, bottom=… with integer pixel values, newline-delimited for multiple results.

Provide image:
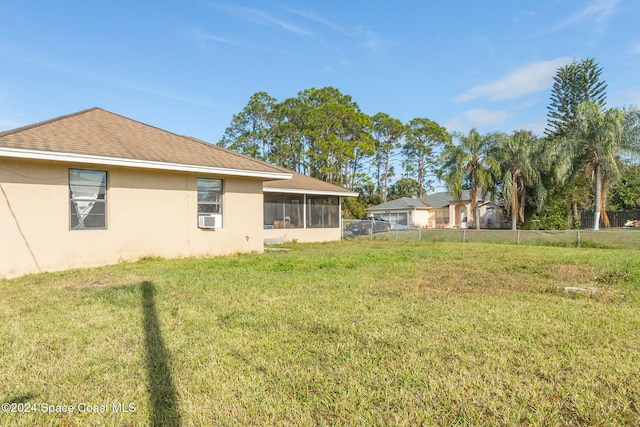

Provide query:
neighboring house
left=263, top=172, right=358, bottom=244
left=0, top=108, right=353, bottom=279
left=367, top=190, right=503, bottom=229
left=362, top=197, right=433, bottom=228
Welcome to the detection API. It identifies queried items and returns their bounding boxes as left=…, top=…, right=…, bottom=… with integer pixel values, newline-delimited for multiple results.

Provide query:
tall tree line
left=219, top=61, right=640, bottom=228
left=218, top=86, right=448, bottom=195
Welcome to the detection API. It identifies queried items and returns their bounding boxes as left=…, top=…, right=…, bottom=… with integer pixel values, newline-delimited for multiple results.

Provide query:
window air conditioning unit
left=199, top=214, right=222, bottom=229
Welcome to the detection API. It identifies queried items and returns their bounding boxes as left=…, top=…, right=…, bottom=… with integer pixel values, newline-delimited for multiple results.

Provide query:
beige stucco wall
left=448, top=202, right=504, bottom=228
left=0, top=158, right=265, bottom=279
left=449, top=203, right=470, bottom=227
left=411, top=210, right=432, bottom=228
left=264, top=227, right=341, bottom=243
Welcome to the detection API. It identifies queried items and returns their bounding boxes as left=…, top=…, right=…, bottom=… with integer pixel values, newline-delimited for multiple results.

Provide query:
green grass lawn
left=1, top=240, right=639, bottom=426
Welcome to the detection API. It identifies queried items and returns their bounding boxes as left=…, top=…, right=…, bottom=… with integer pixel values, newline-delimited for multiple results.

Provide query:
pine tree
left=545, top=58, right=607, bottom=138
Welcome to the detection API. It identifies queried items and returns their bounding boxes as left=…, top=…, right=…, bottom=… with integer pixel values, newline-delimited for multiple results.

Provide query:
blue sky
left=1, top=0, right=639, bottom=144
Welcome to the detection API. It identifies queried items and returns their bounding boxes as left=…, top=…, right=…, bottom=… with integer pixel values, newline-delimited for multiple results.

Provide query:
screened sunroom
left=263, top=172, right=358, bottom=243
left=263, top=193, right=340, bottom=230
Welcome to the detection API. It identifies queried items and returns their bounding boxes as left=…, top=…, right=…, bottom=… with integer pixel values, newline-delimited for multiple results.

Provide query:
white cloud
left=445, top=112, right=549, bottom=137
left=281, top=6, right=388, bottom=54
left=17, top=54, right=217, bottom=109
left=442, top=116, right=466, bottom=133
left=359, top=29, right=385, bottom=53
left=454, top=57, right=573, bottom=102
left=216, top=5, right=311, bottom=37
left=280, top=6, right=346, bottom=34
left=512, top=9, right=538, bottom=23
left=444, top=109, right=514, bottom=133
left=511, top=117, right=548, bottom=136
left=632, top=43, right=640, bottom=54
left=188, top=28, right=239, bottom=48
left=465, top=109, right=513, bottom=126
left=119, top=82, right=218, bottom=109
left=552, top=0, right=618, bottom=32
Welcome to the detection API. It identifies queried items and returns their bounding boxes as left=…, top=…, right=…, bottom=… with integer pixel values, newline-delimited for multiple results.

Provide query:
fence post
left=517, top=230, right=520, bottom=245
left=577, top=230, right=581, bottom=248
left=395, top=227, right=399, bottom=241
left=463, top=229, right=466, bottom=243
left=419, top=228, right=422, bottom=241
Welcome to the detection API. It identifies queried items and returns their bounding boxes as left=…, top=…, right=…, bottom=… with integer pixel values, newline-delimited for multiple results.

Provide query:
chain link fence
left=581, top=210, right=640, bottom=229
left=342, top=219, right=640, bottom=250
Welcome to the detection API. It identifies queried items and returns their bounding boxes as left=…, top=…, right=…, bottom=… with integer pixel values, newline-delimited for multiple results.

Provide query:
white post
left=339, top=196, right=342, bottom=240
left=303, top=194, right=307, bottom=229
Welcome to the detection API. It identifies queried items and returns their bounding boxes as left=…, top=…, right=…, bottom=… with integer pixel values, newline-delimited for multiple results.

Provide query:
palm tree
left=566, top=102, right=625, bottom=230
left=543, top=132, right=590, bottom=229
left=497, top=131, right=544, bottom=231
left=437, top=129, right=500, bottom=229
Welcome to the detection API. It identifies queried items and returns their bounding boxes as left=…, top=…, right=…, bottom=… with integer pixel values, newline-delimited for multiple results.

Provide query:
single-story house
left=0, top=107, right=355, bottom=279
left=367, top=190, right=504, bottom=229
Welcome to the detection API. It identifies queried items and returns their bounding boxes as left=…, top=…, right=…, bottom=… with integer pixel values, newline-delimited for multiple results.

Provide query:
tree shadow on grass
left=141, top=281, right=181, bottom=426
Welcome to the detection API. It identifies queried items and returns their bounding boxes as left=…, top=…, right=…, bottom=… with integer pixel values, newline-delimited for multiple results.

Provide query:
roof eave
left=0, top=147, right=292, bottom=180
left=263, top=186, right=358, bottom=197
left=366, top=206, right=431, bottom=211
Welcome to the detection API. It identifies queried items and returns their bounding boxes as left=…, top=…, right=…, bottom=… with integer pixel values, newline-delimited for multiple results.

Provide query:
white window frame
left=69, top=168, right=107, bottom=230
left=197, top=178, right=223, bottom=229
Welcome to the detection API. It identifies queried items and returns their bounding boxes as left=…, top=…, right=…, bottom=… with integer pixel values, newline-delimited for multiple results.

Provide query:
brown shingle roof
left=264, top=172, right=358, bottom=196
left=0, top=107, right=290, bottom=177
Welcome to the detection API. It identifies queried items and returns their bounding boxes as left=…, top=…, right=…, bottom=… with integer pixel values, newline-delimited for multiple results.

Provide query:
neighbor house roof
left=366, top=197, right=431, bottom=211
left=0, top=107, right=291, bottom=180
left=419, top=190, right=477, bottom=208
left=366, top=190, right=497, bottom=211
left=419, top=190, right=502, bottom=208
left=264, top=171, right=358, bottom=197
